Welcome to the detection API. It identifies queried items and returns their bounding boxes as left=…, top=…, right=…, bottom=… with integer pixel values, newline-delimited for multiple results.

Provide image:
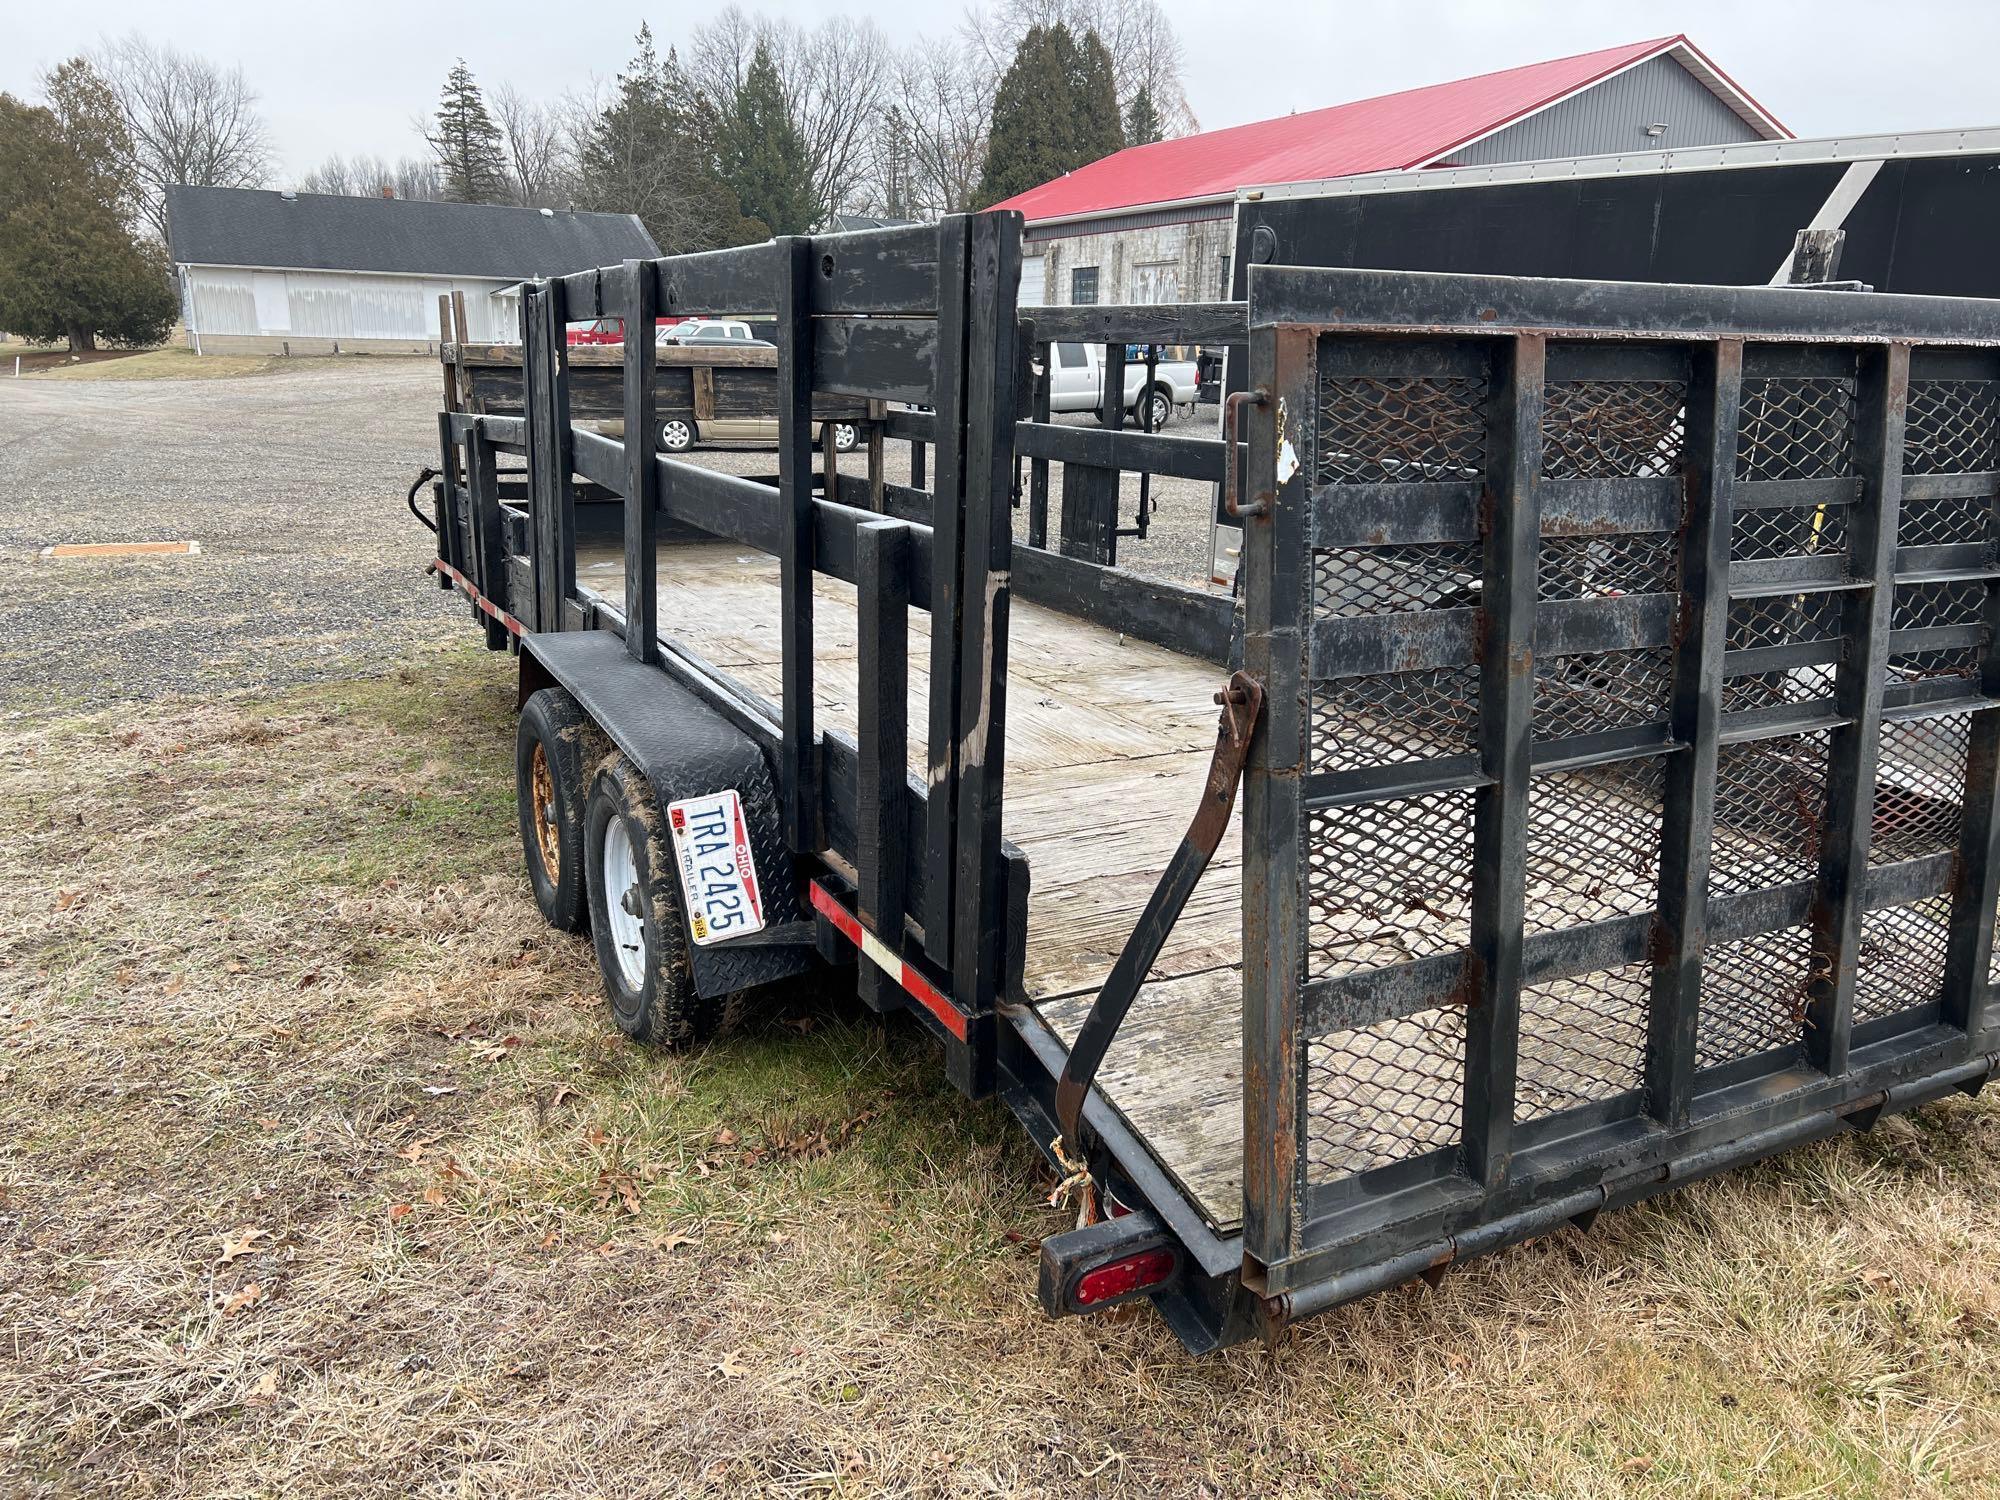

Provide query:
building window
left=1070, top=266, right=1099, bottom=305
left=1130, top=261, right=1179, bottom=304
left=1219, top=255, right=1233, bottom=299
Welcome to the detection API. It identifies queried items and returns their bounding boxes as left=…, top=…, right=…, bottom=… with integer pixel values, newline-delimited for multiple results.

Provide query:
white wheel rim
left=663, top=420, right=691, bottom=450
left=602, top=815, right=647, bottom=991
left=835, top=424, right=855, bottom=448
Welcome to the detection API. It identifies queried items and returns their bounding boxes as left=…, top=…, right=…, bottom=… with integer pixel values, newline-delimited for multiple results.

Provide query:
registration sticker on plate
left=665, top=790, right=765, bottom=946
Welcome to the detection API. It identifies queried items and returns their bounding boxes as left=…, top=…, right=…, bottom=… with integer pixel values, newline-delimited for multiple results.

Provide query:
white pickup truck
left=1045, top=341, right=1199, bottom=430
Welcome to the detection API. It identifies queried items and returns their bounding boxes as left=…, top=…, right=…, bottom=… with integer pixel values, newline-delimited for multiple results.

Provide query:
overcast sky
left=7, top=1, right=1998, bottom=180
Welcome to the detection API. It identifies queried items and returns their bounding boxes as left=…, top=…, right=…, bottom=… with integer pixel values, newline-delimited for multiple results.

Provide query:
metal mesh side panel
left=1523, top=763, right=1664, bottom=934
left=1698, top=924, right=1814, bottom=1070
left=1306, top=1007, right=1466, bottom=1178
left=1318, top=374, right=1488, bottom=483
left=1515, top=964, right=1651, bottom=1123
left=1534, top=650, right=1674, bottom=739
left=1855, top=896, right=1953, bottom=1025
left=1308, top=666, right=1478, bottom=773
left=1711, top=732, right=1831, bottom=894
left=1904, top=380, right=2000, bottom=475
left=1736, top=378, right=1857, bottom=481
left=1542, top=379, right=1686, bottom=478
left=1871, top=714, right=1968, bottom=866
left=1306, top=792, right=1473, bottom=980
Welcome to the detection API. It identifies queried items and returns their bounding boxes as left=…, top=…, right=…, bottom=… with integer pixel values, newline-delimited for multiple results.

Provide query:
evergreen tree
left=1123, top=83, right=1163, bottom=147
left=718, top=42, right=814, bottom=236
left=975, top=24, right=1124, bottom=208
left=1071, top=30, right=1124, bottom=162
left=576, top=25, right=763, bottom=253
left=426, top=60, right=509, bottom=204
left=0, top=62, right=175, bottom=351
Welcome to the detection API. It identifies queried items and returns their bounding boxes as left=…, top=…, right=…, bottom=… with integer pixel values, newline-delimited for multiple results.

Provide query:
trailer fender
left=520, top=630, right=814, bottom=999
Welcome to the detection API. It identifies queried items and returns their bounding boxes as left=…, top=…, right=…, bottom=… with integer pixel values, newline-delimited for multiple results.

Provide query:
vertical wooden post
left=776, top=236, right=819, bottom=852
left=921, top=216, right=972, bottom=971
left=1808, top=343, right=1909, bottom=1076
left=950, top=210, right=1022, bottom=1073
left=621, top=260, right=658, bottom=664
left=525, top=281, right=577, bottom=633
left=1647, top=340, right=1743, bottom=1125
left=856, top=519, right=910, bottom=1013
left=1240, top=322, right=1310, bottom=1272
left=866, top=401, right=887, bottom=513
left=1461, top=333, right=1545, bottom=1189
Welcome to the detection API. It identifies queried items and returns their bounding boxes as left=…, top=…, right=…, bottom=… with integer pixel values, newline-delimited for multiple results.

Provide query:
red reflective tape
left=809, top=881, right=968, bottom=1042
left=435, top=559, right=525, bottom=635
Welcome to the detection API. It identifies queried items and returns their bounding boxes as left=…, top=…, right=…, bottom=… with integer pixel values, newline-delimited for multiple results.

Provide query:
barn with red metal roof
left=999, top=36, right=1787, bottom=309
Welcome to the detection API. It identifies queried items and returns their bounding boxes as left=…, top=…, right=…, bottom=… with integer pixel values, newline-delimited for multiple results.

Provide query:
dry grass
left=2, top=639, right=1997, bottom=1498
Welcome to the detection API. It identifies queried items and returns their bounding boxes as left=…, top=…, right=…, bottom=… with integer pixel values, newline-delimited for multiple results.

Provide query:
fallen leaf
left=254, top=1117, right=280, bottom=1130
left=297, top=971, right=320, bottom=989
left=55, top=890, right=83, bottom=911
left=254, top=1369, right=279, bottom=1398
left=422, top=1184, right=446, bottom=1206
left=387, top=1203, right=414, bottom=1222
left=163, top=977, right=185, bottom=997
left=593, top=1169, right=642, bottom=1216
left=536, top=1228, right=558, bottom=1250
left=396, top=1139, right=433, bottom=1163
left=222, top=1282, right=263, bottom=1315
left=217, top=1227, right=267, bottom=1265
left=648, top=1230, right=699, bottom=1252
left=717, top=1349, right=752, bottom=1379
left=713, top=1128, right=739, bottom=1147
left=593, top=1239, right=620, bottom=1257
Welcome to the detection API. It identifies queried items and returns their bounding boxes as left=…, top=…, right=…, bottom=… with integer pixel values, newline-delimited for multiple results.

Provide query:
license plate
left=665, top=790, right=765, bottom=946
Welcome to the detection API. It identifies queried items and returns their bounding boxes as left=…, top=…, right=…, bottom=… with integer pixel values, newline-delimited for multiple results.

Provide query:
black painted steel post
left=621, top=260, right=659, bottom=665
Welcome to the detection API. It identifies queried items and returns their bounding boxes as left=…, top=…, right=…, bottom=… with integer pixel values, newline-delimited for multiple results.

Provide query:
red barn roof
left=993, top=36, right=1788, bottom=225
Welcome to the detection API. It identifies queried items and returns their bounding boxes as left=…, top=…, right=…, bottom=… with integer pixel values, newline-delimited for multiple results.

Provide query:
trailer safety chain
left=406, top=466, right=441, bottom=534
left=1054, top=670, right=1266, bottom=1146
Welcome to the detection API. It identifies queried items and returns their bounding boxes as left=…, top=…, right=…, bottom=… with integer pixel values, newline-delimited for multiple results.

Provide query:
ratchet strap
left=1054, top=670, right=1264, bottom=1142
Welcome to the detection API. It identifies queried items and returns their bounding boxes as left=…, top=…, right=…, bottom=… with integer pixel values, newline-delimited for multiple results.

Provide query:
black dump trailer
left=418, top=210, right=2000, bottom=1352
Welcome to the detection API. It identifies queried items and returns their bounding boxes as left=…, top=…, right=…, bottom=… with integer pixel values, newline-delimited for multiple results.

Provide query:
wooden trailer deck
left=574, top=540, right=1965, bottom=1238
left=576, top=539, right=1252, bottom=1232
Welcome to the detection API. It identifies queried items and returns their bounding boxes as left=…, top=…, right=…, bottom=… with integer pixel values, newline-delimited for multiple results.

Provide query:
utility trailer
left=418, top=211, right=2000, bottom=1352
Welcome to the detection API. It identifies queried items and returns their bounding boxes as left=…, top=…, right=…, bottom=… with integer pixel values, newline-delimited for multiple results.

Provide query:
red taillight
left=1072, top=1247, right=1178, bottom=1308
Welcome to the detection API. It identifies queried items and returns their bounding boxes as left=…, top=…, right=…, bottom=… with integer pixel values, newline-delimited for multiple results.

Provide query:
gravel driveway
left=0, top=360, right=1222, bottom=713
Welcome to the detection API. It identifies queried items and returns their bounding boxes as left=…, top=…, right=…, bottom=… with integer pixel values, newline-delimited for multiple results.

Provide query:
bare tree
left=884, top=36, right=989, bottom=218
left=961, top=0, right=1196, bottom=137
left=492, top=84, right=573, bottom=207
left=91, top=33, right=274, bottom=241
left=296, top=153, right=441, bottom=201
left=692, top=8, right=890, bottom=226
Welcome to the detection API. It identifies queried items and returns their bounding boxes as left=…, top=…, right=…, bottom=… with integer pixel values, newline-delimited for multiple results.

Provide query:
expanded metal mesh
left=1306, top=791, right=1473, bottom=981
left=1711, top=733, right=1830, bottom=893
left=1514, top=963, right=1651, bottom=1123
left=1731, top=504, right=1849, bottom=563
left=1306, top=1007, right=1465, bottom=1178
left=1523, top=763, right=1664, bottom=934
left=1904, top=381, right=2000, bottom=475
left=1855, top=897, right=1953, bottom=1025
left=1697, top=924, right=1815, bottom=1070
left=1725, top=591, right=1845, bottom=652
left=1318, top=375, right=1488, bottom=483
left=1897, top=492, right=1992, bottom=551
left=1533, top=649, right=1674, bottom=739
left=1542, top=380, right=1686, bottom=478
left=1539, top=532, right=1679, bottom=599
left=1736, top=378, right=1857, bottom=482
left=1308, top=666, right=1478, bottom=773
left=1311, top=542, right=1480, bottom=617
left=1871, top=714, right=1968, bottom=865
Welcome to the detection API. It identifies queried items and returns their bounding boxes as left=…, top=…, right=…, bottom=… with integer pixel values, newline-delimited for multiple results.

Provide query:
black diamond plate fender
left=522, top=630, right=814, bottom=998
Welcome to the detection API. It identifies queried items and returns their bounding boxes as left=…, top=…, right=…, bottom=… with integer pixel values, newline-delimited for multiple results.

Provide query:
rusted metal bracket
left=1054, top=670, right=1266, bottom=1140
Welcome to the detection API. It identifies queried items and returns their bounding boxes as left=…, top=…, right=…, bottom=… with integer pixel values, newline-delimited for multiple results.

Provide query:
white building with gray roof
left=164, top=186, right=658, bottom=354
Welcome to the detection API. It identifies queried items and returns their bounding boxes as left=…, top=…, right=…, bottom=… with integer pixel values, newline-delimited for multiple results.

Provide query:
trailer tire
left=583, top=753, right=723, bottom=1046
left=516, top=688, right=603, bottom=933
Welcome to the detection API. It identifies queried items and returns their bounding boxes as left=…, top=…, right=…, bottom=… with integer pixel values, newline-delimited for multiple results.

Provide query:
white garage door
left=1019, top=255, right=1046, bottom=307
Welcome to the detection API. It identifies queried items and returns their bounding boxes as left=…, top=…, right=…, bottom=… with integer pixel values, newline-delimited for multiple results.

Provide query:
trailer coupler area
left=1037, top=1207, right=1183, bottom=1318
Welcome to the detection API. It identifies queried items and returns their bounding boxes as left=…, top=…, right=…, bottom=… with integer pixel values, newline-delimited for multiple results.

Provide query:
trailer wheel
left=516, top=688, right=603, bottom=932
left=660, top=417, right=694, bottom=453
left=584, top=754, right=722, bottom=1046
